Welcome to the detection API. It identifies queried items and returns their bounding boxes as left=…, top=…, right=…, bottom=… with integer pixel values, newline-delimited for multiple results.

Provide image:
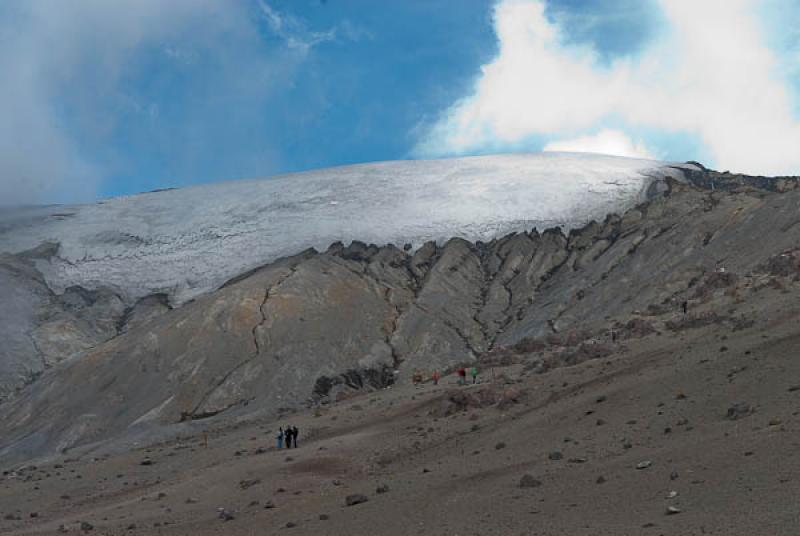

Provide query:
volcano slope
left=1, top=167, right=800, bottom=534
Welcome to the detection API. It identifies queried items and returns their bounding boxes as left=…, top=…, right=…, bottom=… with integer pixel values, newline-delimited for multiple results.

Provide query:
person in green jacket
left=470, top=366, right=478, bottom=384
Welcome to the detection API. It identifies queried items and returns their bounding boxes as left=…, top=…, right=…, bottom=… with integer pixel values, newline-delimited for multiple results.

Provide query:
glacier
left=0, top=152, right=687, bottom=305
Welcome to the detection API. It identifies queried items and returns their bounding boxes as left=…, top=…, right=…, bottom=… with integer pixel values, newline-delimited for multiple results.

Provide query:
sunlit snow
left=0, top=153, right=683, bottom=304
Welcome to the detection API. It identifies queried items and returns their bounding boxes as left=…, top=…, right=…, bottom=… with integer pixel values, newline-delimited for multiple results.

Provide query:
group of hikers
left=276, top=425, right=299, bottom=449
left=412, top=366, right=479, bottom=386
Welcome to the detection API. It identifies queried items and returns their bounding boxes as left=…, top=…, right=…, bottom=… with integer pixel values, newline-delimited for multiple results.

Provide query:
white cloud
left=0, top=0, right=344, bottom=206
left=0, top=0, right=253, bottom=205
left=258, top=1, right=336, bottom=53
left=543, top=130, right=655, bottom=159
left=416, top=0, right=800, bottom=175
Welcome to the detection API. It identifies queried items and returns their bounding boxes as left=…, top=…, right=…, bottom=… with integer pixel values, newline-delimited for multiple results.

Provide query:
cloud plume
left=416, top=0, right=800, bottom=175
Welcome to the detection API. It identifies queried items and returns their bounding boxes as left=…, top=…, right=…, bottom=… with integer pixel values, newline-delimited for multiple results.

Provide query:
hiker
left=681, top=300, right=688, bottom=315
left=277, top=427, right=285, bottom=449
left=470, top=366, right=478, bottom=384
left=432, top=369, right=441, bottom=386
left=292, top=425, right=299, bottom=448
left=285, top=425, right=294, bottom=448
left=457, top=367, right=467, bottom=385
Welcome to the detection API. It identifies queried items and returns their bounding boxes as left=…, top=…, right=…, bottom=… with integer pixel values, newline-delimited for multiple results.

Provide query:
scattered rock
left=80, top=521, right=94, bottom=531
left=495, top=442, right=506, bottom=450
left=519, top=474, right=542, bottom=488
left=139, top=458, right=154, bottom=466
left=548, top=451, right=563, bottom=461
left=670, top=471, right=679, bottom=481
left=596, top=476, right=606, bottom=484
left=726, top=402, right=753, bottom=420
left=217, top=509, right=235, bottom=521
left=568, top=457, right=587, bottom=464
left=636, top=461, right=652, bottom=470
left=319, top=514, right=329, bottom=520
left=666, top=506, right=681, bottom=515
left=239, top=478, right=261, bottom=490
left=345, top=494, right=369, bottom=506
left=376, top=484, right=389, bottom=494
left=666, top=490, right=678, bottom=499
left=286, top=521, right=297, bottom=528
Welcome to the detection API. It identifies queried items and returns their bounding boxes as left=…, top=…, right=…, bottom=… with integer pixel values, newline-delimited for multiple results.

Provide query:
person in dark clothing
left=292, top=425, right=299, bottom=448
left=285, top=425, right=294, bottom=448
left=682, top=300, right=688, bottom=314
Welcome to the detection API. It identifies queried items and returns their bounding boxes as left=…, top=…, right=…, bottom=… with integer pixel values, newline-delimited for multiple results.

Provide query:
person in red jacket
left=457, top=367, right=467, bottom=385
left=432, top=370, right=441, bottom=386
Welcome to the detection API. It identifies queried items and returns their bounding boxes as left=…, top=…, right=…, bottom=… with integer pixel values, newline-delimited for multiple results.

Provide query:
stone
left=666, top=506, right=681, bottom=515
left=139, top=458, right=154, bottom=466
left=726, top=402, right=753, bottom=420
left=636, top=461, right=652, bottom=470
left=548, top=451, right=563, bottom=461
left=263, top=501, right=275, bottom=509
left=376, top=484, right=389, bottom=494
left=345, top=494, right=369, bottom=506
left=239, top=478, right=261, bottom=490
left=217, top=509, right=235, bottom=521
left=519, top=474, right=542, bottom=488
left=495, top=442, right=506, bottom=450
left=80, top=521, right=94, bottom=531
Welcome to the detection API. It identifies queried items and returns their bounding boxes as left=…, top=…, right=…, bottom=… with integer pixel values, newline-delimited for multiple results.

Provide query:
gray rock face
left=2, top=166, right=800, bottom=464
left=0, top=246, right=169, bottom=402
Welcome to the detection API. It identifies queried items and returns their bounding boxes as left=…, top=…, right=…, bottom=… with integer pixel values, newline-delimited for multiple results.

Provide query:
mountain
left=0, top=153, right=679, bottom=403
left=1, top=153, right=799, bottom=467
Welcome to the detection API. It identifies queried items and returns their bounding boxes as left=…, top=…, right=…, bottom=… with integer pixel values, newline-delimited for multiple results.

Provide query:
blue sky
left=1, top=0, right=799, bottom=205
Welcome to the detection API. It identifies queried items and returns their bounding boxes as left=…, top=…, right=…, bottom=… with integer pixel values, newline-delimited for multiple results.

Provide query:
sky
left=1, top=0, right=799, bottom=205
